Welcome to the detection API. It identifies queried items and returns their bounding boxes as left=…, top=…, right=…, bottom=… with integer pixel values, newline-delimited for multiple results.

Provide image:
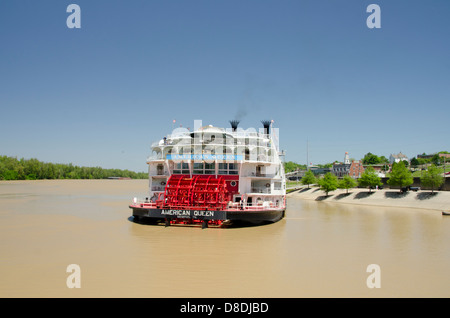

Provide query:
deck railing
left=131, top=200, right=283, bottom=211
left=250, top=187, right=271, bottom=194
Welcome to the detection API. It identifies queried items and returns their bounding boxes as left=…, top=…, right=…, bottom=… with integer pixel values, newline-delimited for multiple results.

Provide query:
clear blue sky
left=1, top=0, right=449, bottom=172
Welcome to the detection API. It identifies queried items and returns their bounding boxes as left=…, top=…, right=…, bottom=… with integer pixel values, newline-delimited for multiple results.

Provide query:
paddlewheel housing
left=162, top=174, right=230, bottom=210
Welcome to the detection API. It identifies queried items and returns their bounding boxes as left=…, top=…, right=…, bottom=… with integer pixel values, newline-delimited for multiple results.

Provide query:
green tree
left=338, top=175, right=357, bottom=194
left=0, top=160, right=6, bottom=180
left=410, top=157, right=420, bottom=168
left=420, top=164, right=444, bottom=193
left=318, top=172, right=338, bottom=196
left=24, top=158, right=40, bottom=178
left=379, top=156, right=389, bottom=164
left=3, top=170, right=18, bottom=180
left=431, top=154, right=443, bottom=166
left=387, top=162, right=414, bottom=192
left=301, top=170, right=316, bottom=189
left=417, top=157, right=430, bottom=165
left=362, top=152, right=381, bottom=165
left=358, top=166, right=382, bottom=192
left=284, top=161, right=306, bottom=173
left=317, top=163, right=333, bottom=168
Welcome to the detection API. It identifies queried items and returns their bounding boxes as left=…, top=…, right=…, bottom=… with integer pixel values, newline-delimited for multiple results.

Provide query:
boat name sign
left=161, top=209, right=215, bottom=218
left=166, top=154, right=243, bottom=161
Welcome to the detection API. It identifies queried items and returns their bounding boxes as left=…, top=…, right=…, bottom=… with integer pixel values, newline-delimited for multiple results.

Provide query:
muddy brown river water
left=1, top=180, right=449, bottom=297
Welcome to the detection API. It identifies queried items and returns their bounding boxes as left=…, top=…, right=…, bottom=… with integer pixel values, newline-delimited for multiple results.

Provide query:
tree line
left=0, top=155, right=147, bottom=180
left=287, top=151, right=449, bottom=171
left=284, top=161, right=332, bottom=173
left=300, top=162, right=444, bottom=196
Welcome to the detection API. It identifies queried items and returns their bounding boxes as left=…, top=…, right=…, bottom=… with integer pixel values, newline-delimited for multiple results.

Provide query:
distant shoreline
left=288, top=186, right=450, bottom=212
left=0, top=178, right=147, bottom=182
left=0, top=155, right=147, bottom=180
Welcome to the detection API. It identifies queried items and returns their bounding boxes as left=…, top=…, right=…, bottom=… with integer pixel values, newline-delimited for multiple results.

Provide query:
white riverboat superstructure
left=130, top=119, right=286, bottom=227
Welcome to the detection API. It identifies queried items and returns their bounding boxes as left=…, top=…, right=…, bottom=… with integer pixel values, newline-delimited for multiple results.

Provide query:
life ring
left=265, top=183, right=270, bottom=188
left=230, top=181, right=237, bottom=187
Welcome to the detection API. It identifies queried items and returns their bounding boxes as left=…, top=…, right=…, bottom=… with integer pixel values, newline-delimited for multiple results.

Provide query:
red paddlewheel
left=163, top=174, right=229, bottom=209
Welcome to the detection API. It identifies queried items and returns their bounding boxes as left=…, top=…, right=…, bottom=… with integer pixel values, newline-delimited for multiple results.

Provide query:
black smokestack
left=229, top=120, right=240, bottom=132
left=261, top=120, right=271, bottom=135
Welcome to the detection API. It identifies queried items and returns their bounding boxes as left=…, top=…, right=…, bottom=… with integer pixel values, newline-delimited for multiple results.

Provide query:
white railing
left=251, top=187, right=271, bottom=194
left=244, top=202, right=282, bottom=210
left=130, top=197, right=285, bottom=210
left=153, top=170, right=169, bottom=176
left=248, top=172, right=276, bottom=178
left=147, top=154, right=276, bottom=164
left=151, top=137, right=273, bottom=150
left=131, top=198, right=157, bottom=206
left=147, top=154, right=164, bottom=161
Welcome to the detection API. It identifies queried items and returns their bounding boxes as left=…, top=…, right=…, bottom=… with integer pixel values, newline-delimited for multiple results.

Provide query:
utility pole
left=306, top=138, right=309, bottom=171
left=444, top=155, right=446, bottom=177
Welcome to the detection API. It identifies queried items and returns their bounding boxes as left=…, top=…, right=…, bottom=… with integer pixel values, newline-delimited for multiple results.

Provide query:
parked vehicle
left=401, top=186, right=420, bottom=192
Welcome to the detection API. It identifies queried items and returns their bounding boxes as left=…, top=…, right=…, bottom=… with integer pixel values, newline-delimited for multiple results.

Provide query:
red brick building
left=348, top=160, right=364, bottom=179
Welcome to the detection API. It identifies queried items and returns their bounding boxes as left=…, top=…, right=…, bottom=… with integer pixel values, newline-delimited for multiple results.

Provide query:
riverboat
left=129, top=119, right=286, bottom=228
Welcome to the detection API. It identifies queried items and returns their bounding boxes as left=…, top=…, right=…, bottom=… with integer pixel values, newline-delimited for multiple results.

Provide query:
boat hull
left=130, top=206, right=285, bottom=224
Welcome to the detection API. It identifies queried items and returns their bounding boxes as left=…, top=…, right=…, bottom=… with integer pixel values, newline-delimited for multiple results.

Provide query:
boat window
left=193, top=162, right=203, bottom=174
left=173, top=162, right=190, bottom=174
left=219, top=163, right=227, bottom=175
left=229, top=163, right=238, bottom=175
left=218, top=163, right=238, bottom=175
left=192, top=162, right=215, bottom=175
left=204, top=162, right=215, bottom=175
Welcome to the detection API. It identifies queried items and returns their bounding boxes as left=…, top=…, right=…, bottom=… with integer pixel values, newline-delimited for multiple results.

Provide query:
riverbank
left=288, top=186, right=450, bottom=212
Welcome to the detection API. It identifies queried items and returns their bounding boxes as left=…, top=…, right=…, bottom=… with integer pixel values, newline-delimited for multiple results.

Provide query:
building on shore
left=417, top=153, right=434, bottom=160
left=389, top=152, right=409, bottom=164
left=417, top=153, right=450, bottom=161
left=362, top=164, right=391, bottom=177
left=332, top=152, right=365, bottom=179
left=310, top=166, right=332, bottom=176
left=332, top=162, right=350, bottom=178
left=348, top=160, right=365, bottom=178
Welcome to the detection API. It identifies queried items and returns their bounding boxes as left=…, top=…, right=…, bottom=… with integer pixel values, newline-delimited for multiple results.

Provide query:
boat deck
left=130, top=201, right=284, bottom=212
